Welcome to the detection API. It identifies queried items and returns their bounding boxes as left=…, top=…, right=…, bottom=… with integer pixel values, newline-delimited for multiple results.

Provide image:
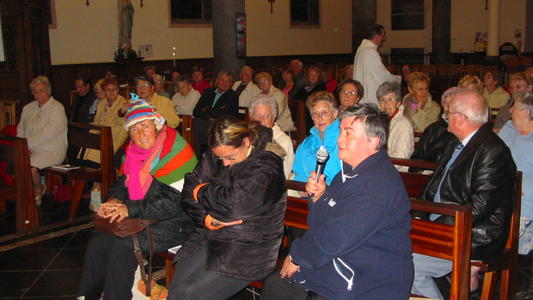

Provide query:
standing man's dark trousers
left=78, top=231, right=138, bottom=300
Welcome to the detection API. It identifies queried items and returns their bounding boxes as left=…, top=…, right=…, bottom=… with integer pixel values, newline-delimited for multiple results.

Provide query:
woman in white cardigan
left=255, top=72, right=295, bottom=133
left=248, top=95, right=294, bottom=179
left=17, top=75, right=68, bottom=204
left=377, top=82, right=414, bottom=161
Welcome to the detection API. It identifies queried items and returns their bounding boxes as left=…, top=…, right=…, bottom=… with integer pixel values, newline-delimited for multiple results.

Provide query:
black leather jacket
left=421, top=123, right=516, bottom=261
left=179, top=128, right=287, bottom=280
left=411, top=118, right=458, bottom=163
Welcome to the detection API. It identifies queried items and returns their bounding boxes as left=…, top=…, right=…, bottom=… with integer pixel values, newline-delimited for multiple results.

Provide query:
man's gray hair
left=30, top=75, right=52, bottom=94
left=376, top=82, right=401, bottom=102
left=514, top=91, right=533, bottom=120
left=217, top=69, right=234, bottom=81
left=449, top=88, right=489, bottom=124
left=339, top=103, right=389, bottom=151
left=248, top=95, right=278, bottom=119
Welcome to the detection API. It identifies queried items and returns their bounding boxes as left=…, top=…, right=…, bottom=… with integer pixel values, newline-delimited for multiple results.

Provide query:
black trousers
left=78, top=231, right=138, bottom=300
left=168, top=241, right=249, bottom=300
left=260, top=269, right=330, bottom=300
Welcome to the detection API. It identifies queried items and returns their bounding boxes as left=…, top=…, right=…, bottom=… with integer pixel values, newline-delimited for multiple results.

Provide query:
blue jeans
left=411, top=253, right=452, bottom=300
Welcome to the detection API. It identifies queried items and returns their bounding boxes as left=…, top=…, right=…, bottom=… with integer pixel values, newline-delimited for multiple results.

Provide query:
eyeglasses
left=311, top=110, right=333, bottom=119
left=379, top=97, right=397, bottom=103
left=32, top=89, right=48, bottom=94
left=442, top=111, right=463, bottom=122
left=340, top=90, right=357, bottom=96
left=136, top=83, right=151, bottom=89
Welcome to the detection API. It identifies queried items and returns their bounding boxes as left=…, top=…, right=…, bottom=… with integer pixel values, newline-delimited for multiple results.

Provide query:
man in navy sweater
left=261, top=104, right=414, bottom=300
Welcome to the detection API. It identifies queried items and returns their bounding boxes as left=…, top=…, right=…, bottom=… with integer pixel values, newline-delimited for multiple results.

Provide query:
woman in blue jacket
left=292, top=91, right=341, bottom=185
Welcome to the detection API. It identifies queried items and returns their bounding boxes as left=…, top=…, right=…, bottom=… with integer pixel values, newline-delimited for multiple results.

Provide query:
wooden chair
left=45, top=123, right=115, bottom=220
left=288, top=100, right=307, bottom=146
left=0, top=100, right=19, bottom=129
left=237, top=106, right=250, bottom=121
left=178, top=115, right=194, bottom=148
left=473, top=171, right=522, bottom=300
left=0, top=135, right=39, bottom=232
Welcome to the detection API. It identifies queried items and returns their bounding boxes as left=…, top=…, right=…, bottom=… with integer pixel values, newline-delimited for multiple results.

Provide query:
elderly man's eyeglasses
left=32, top=89, right=47, bottom=94
left=341, top=90, right=357, bottom=96
left=311, top=110, right=333, bottom=119
left=442, top=111, right=463, bottom=122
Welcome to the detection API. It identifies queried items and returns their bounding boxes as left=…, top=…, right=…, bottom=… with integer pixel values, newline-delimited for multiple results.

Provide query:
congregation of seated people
left=9, top=42, right=533, bottom=299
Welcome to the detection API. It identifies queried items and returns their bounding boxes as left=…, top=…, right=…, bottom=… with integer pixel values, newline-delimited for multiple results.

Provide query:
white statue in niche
left=118, top=0, right=134, bottom=49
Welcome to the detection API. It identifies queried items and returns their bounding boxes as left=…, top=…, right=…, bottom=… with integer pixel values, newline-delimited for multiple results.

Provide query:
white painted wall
left=49, top=0, right=352, bottom=65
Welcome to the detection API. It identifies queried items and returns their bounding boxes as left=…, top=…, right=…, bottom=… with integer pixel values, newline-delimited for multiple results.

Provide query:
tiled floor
left=0, top=227, right=257, bottom=300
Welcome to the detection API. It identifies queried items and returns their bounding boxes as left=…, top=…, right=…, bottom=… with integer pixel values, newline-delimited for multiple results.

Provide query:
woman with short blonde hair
left=457, top=74, right=484, bottom=93
left=402, top=71, right=441, bottom=132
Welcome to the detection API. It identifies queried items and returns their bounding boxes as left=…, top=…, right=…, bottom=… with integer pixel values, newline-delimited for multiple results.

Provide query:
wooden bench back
left=411, top=200, right=472, bottom=300
left=288, top=100, right=306, bottom=147
left=178, top=115, right=194, bottom=148
left=390, top=158, right=437, bottom=198
left=0, top=135, right=39, bottom=232
left=67, top=122, right=115, bottom=194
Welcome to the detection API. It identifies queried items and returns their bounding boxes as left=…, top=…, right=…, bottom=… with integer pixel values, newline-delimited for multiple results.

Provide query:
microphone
left=315, top=146, right=329, bottom=182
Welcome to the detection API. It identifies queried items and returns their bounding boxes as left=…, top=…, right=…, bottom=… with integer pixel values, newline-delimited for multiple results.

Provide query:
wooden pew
left=45, top=123, right=114, bottom=220
left=0, top=135, right=39, bottom=232
left=178, top=115, right=194, bottom=148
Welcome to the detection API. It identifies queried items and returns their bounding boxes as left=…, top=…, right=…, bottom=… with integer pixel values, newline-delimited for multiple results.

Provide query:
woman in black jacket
left=168, top=117, right=287, bottom=300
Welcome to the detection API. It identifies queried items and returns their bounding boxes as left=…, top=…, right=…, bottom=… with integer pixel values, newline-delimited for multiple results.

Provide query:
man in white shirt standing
left=353, top=24, right=401, bottom=106
left=171, top=78, right=201, bottom=115
left=232, top=65, right=260, bottom=107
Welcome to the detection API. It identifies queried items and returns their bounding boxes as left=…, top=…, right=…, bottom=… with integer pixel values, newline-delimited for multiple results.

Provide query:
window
left=290, top=0, right=319, bottom=26
left=169, top=0, right=211, bottom=25
left=391, top=0, right=424, bottom=30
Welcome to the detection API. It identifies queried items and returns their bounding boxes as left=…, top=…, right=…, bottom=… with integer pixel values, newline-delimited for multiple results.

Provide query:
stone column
left=486, top=0, right=500, bottom=58
left=212, top=0, right=245, bottom=78
left=352, top=0, right=376, bottom=53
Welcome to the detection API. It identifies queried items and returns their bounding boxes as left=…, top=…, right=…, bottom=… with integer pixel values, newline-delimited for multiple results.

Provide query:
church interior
left=0, top=0, right=532, bottom=299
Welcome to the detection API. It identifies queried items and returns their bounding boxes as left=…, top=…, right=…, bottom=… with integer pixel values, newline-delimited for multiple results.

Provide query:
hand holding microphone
left=314, top=146, right=329, bottom=182
left=305, top=146, right=328, bottom=202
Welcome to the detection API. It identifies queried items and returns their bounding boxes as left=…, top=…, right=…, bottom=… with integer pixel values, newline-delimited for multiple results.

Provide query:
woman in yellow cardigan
left=85, top=77, right=128, bottom=163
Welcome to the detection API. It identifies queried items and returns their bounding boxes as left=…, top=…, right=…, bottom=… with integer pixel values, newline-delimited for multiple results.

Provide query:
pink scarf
left=124, top=127, right=167, bottom=200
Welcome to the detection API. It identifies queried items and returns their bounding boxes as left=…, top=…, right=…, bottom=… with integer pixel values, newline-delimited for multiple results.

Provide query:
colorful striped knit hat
left=124, top=93, right=166, bottom=131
